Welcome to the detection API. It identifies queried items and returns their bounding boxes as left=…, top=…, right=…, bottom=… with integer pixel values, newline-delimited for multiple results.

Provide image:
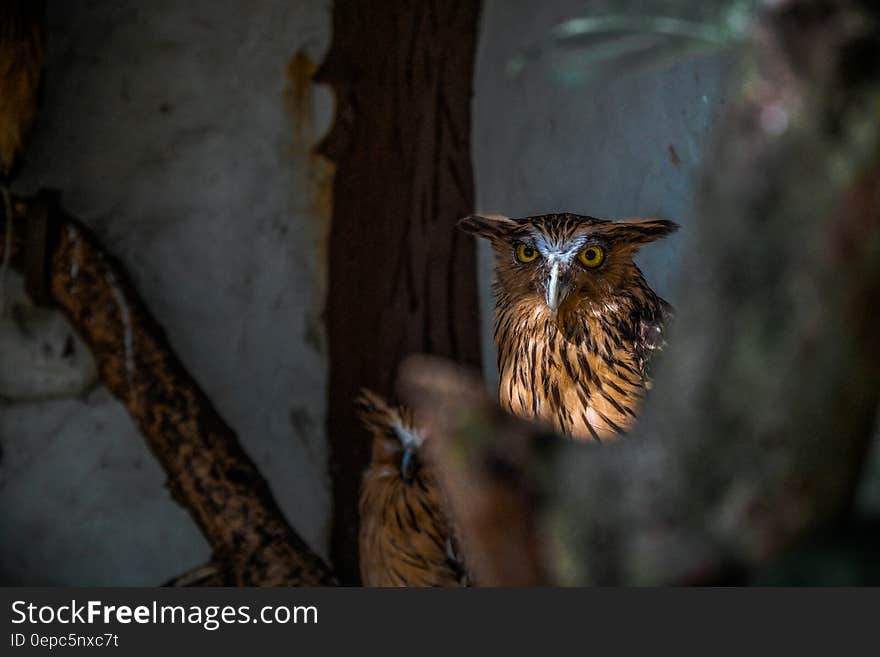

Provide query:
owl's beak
left=545, top=261, right=569, bottom=317
left=400, top=447, right=418, bottom=483
left=391, top=424, right=421, bottom=483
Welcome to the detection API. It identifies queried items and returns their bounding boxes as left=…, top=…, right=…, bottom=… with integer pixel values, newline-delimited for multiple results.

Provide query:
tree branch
left=0, top=190, right=336, bottom=586
left=399, top=356, right=557, bottom=586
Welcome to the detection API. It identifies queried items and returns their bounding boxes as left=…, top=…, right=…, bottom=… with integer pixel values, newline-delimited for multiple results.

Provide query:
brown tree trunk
left=1, top=191, right=335, bottom=586
left=316, top=0, right=484, bottom=583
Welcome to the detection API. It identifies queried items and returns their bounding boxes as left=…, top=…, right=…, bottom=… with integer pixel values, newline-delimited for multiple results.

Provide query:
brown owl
left=459, top=212, right=677, bottom=442
left=356, top=390, right=468, bottom=587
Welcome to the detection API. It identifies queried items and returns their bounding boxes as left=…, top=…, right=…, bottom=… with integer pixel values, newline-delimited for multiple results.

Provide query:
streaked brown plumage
left=0, top=1, right=45, bottom=178
left=459, top=212, right=677, bottom=442
left=356, top=390, right=467, bottom=587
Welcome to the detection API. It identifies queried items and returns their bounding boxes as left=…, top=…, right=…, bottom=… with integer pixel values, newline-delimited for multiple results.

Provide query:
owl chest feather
left=495, top=302, right=650, bottom=441
left=359, top=458, right=464, bottom=586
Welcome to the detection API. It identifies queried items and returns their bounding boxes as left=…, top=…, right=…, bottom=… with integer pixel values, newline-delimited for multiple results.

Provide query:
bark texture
left=316, top=0, right=484, bottom=583
left=0, top=191, right=335, bottom=586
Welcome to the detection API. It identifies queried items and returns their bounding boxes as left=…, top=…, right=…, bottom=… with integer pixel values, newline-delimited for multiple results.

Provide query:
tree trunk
left=316, top=0, right=484, bottom=583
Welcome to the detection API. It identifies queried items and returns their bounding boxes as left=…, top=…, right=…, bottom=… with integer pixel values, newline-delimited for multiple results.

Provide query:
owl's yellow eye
left=578, top=245, right=605, bottom=268
left=515, top=243, right=539, bottom=263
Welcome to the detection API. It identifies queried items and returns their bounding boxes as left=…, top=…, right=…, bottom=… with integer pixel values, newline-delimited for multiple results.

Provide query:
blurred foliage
left=509, top=0, right=759, bottom=84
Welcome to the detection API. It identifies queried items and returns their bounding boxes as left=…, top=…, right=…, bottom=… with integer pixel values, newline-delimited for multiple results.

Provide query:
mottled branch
left=0, top=191, right=335, bottom=586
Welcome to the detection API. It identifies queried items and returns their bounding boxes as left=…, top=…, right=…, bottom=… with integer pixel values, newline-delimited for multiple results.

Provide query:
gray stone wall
left=0, top=0, right=333, bottom=585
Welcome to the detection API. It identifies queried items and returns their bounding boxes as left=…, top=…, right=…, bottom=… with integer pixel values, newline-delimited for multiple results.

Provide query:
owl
left=459, top=212, right=677, bottom=442
left=356, top=390, right=468, bottom=587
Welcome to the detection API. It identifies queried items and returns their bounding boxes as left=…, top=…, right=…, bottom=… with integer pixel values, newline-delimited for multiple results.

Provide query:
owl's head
left=459, top=212, right=678, bottom=321
left=355, top=389, right=425, bottom=483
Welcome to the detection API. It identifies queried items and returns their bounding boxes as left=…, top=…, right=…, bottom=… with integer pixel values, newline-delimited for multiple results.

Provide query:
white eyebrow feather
left=390, top=422, right=424, bottom=449
left=529, top=230, right=588, bottom=261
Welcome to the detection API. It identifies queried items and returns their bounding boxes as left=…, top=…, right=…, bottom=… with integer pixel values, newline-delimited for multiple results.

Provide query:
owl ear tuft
left=354, top=389, right=395, bottom=433
left=458, top=214, right=517, bottom=240
left=606, top=218, right=679, bottom=247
